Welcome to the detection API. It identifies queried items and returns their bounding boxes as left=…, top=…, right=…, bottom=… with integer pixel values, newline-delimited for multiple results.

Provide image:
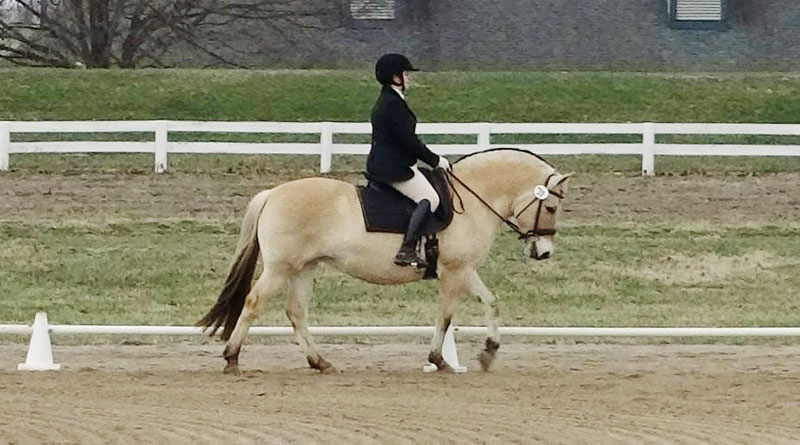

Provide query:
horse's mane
left=454, top=147, right=555, bottom=169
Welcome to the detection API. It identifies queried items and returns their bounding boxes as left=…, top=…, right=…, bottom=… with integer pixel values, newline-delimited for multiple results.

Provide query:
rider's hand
left=437, top=156, right=452, bottom=171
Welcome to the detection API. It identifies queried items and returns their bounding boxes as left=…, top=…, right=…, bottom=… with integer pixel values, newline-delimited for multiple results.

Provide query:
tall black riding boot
left=394, top=199, right=432, bottom=268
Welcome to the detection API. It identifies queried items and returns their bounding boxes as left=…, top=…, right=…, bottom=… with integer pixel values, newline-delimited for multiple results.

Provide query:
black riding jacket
left=366, top=86, right=441, bottom=183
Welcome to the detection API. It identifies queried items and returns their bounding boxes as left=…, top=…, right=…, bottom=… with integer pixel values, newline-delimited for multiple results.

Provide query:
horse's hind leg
left=223, top=268, right=287, bottom=375
left=285, top=267, right=337, bottom=373
left=470, top=271, right=501, bottom=371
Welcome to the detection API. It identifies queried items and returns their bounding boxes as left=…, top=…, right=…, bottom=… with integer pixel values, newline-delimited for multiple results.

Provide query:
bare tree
left=0, top=0, right=338, bottom=68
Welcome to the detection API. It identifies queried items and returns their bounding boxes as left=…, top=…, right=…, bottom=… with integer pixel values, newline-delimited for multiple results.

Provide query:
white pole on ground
left=2, top=324, right=800, bottom=337
left=18, top=312, right=61, bottom=371
left=2, top=325, right=800, bottom=337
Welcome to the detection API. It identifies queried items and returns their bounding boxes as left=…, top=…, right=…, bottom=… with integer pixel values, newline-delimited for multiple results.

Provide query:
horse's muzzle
left=532, top=250, right=551, bottom=260
left=528, top=237, right=554, bottom=260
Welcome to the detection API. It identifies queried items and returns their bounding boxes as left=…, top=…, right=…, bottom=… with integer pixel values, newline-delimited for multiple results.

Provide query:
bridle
left=447, top=171, right=564, bottom=241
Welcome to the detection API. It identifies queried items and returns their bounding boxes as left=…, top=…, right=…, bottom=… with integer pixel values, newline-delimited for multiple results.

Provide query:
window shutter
left=350, top=0, right=395, bottom=20
left=675, top=0, right=722, bottom=21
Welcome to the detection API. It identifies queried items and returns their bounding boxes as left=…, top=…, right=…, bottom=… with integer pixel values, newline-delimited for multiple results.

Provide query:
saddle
left=357, top=167, right=454, bottom=279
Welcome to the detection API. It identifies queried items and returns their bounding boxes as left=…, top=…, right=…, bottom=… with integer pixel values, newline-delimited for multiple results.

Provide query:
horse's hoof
left=308, top=356, right=339, bottom=374
left=478, top=350, right=496, bottom=371
left=223, top=363, right=241, bottom=375
left=320, top=365, right=341, bottom=375
left=436, top=363, right=456, bottom=373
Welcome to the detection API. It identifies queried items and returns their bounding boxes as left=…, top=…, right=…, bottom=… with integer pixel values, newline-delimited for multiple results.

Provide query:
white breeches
left=391, top=165, right=440, bottom=212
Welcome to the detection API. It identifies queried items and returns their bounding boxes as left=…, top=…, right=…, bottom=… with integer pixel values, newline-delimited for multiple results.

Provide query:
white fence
left=2, top=121, right=800, bottom=175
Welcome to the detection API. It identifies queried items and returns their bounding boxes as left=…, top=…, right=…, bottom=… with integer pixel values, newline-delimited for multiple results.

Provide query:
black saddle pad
left=357, top=168, right=454, bottom=235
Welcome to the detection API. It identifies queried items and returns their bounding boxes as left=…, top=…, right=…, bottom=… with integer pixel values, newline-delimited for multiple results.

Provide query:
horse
left=198, top=148, right=572, bottom=374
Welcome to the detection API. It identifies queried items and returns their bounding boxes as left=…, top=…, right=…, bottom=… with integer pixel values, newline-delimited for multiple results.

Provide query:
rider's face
left=393, top=71, right=412, bottom=90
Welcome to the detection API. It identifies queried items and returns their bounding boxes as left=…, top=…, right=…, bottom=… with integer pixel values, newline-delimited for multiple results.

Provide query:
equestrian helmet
left=375, top=53, right=418, bottom=85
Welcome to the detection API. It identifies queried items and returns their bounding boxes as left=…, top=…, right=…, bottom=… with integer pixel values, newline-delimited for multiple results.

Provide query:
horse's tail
left=197, top=189, right=270, bottom=340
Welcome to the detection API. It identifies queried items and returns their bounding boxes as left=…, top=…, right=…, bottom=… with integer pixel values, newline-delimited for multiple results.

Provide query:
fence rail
left=4, top=324, right=800, bottom=337
left=2, top=121, right=800, bottom=175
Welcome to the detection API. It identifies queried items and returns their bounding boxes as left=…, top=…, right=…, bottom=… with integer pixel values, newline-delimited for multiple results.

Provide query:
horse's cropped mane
left=454, top=147, right=554, bottom=169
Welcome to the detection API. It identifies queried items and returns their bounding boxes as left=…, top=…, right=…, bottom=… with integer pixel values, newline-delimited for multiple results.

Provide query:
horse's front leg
left=469, top=271, right=501, bottom=371
left=428, top=268, right=469, bottom=373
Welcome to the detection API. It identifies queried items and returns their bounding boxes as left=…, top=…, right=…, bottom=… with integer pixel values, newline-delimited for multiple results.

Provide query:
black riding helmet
left=375, top=53, right=418, bottom=87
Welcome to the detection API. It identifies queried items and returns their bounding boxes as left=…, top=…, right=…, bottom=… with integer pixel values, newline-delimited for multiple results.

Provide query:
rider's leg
left=391, top=166, right=440, bottom=268
left=392, top=166, right=440, bottom=212
left=395, top=198, right=431, bottom=267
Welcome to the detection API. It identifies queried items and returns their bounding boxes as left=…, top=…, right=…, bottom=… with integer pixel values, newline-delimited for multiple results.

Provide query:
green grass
left=2, top=221, right=798, bottom=328
left=2, top=69, right=800, bottom=123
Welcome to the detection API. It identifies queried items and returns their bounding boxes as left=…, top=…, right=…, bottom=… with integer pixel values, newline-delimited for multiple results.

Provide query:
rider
left=366, top=53, right=451, bottom=269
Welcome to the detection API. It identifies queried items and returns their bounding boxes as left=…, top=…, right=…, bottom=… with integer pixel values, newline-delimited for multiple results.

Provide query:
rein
left=447, top=171, right=563, bottom=241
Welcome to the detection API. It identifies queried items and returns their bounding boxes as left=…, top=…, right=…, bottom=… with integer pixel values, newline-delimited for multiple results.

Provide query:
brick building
left=184, top=0, right=800, bottom=70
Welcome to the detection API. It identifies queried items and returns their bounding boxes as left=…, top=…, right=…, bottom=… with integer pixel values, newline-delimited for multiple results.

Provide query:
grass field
left=1, top=69, right=799, bottom=336
left=2, top=69, right=800, bottom=123
left=4, top=218, right=799, bottom=328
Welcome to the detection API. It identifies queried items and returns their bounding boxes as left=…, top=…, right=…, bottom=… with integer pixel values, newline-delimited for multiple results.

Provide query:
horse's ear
left=553, top=172, right=574, bottom=186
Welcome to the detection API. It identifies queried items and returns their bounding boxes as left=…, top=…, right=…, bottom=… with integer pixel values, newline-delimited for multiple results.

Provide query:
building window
left=668, top=0, right=727, bottom=30
left=350, top=0, right=395, bottom=20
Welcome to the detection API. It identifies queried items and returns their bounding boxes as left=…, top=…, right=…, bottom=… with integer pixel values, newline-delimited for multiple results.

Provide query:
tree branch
left=1, top=0, right=340, bottom=68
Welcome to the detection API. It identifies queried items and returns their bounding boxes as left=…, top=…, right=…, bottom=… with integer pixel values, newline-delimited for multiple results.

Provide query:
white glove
left=437, top=156, right=451, bottom=171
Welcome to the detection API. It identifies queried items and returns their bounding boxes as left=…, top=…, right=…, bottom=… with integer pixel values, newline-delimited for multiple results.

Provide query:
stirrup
left=394, top=250, right=428, bottom=269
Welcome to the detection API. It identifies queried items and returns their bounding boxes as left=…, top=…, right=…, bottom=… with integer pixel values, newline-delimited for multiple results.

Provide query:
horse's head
left=512, top=171, right=572, bottom=260
left=451, top=149, right=573, bottom=261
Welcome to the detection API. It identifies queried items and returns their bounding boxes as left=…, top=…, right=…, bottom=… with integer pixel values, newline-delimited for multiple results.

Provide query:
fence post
left=0, top=122, right=9, bottom=172
left=641, top=122, right=655, bottom=176
left=478, top=123, right=491, bottom=150
left=320, top=122, right=333, bottom=173
left=155, top=120, right=168, bottom=173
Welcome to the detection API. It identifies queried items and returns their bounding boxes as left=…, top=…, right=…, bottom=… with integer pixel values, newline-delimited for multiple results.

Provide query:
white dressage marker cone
left=18, top=312, right=61, bottom=371
left=423, top=324, right=467, bottom=373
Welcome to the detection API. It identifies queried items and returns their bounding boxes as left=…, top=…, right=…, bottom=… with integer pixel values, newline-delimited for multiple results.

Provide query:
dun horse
left=199, top=148, right=571, bottom=374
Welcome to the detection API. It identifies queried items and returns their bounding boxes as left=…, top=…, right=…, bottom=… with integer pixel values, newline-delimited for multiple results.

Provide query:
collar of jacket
left=390, top=85, right=405, bottom=100
left=384, top=84, right=406, bottom=101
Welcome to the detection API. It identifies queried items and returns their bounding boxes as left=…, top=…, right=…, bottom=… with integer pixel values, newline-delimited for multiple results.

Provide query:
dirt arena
left=2, top=340, right=800, bottom=444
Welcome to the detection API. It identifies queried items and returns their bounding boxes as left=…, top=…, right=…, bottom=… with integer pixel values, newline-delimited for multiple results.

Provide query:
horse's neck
left=455, top=158, right=536, bottom=219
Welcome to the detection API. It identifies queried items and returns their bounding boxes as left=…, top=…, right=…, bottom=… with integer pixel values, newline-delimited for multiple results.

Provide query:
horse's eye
left=546, top=206, right=557, bottom=214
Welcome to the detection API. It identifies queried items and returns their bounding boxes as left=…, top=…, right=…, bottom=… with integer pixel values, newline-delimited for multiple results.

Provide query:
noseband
left=447, top=172, right=563, bottom=241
